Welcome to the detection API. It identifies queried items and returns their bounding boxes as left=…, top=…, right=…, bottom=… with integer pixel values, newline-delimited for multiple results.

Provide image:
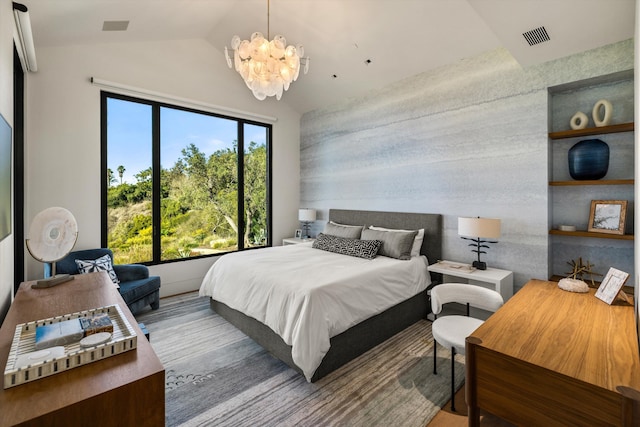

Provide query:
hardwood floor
left=427, top=388, right=515, bottom=427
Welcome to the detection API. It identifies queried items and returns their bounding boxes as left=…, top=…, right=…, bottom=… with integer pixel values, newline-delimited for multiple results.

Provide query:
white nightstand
left=282, top=237, right=315, bottom=246
left=427, top=260, right=513, bottom=302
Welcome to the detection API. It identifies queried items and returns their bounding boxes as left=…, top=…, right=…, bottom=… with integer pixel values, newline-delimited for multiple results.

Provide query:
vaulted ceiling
left=23, top=0, right=636, bottom=113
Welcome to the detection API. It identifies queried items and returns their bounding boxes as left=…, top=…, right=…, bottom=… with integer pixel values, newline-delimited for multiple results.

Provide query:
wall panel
left=301, top=42, right=634, bottom=291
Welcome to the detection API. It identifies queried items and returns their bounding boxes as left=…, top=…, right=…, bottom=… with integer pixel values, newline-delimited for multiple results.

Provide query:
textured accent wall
left=300, top=41, right=633, bottom=292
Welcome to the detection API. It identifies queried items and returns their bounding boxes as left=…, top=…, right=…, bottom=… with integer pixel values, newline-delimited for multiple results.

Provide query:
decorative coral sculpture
left=557, top=257, right=604, bottom=293
left=565, top=257, right=602, bottom=287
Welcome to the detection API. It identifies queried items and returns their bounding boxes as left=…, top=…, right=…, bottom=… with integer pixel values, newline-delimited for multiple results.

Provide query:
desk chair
left=431, top=283, right=504, bottom=411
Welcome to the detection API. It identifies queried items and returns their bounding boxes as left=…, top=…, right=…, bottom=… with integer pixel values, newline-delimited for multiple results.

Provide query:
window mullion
left=100, top=92, right=108, bottom=248
left=152, top=105, right=161, bottom=263
left=237, top=121, right=245, bottom=250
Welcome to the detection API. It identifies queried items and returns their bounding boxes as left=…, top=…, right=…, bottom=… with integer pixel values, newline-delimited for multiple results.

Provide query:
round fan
left=26, top=207, right=78, bottom=288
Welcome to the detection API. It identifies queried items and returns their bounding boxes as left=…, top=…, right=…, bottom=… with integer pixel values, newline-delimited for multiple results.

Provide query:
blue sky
left=107, top=98, right=266, bottom=184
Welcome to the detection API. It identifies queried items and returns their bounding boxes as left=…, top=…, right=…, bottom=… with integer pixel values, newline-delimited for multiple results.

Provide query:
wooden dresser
left=466, top=279, right=640, bottom=426
left=0, top=272, right=165, bottom=426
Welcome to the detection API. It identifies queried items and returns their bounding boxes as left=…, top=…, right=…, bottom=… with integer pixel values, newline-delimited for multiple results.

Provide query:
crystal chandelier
left=224, top=0, right=309, bottom=101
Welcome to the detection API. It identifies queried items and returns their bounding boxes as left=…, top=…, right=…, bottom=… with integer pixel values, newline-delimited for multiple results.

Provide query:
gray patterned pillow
left=361, top=228, right=418, bottom=260
left=75, top=254, right=120, bottom=284
left=312, top=233, right=381, bottom=259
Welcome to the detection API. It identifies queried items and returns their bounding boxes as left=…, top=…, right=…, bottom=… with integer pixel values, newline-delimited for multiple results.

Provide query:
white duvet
left=198, top=242, right=431, bottom=381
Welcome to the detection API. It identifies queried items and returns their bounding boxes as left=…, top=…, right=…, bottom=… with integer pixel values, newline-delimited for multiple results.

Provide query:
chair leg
left=433, top=338, right=437, bottom=375
left=150, top=292, right=160, bottom=310
left=451, top=347, right=456, bottom=412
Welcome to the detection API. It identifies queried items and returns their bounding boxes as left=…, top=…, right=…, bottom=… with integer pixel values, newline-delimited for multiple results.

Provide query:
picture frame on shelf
left=294, top=229, right=302, bottom=239
left=587, top=200, right=627, bottom=235
left=595, top=267, right=630, bottom=305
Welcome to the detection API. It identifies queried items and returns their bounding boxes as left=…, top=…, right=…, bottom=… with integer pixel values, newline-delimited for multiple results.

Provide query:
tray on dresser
left=3, top=303, right=137, bottom=389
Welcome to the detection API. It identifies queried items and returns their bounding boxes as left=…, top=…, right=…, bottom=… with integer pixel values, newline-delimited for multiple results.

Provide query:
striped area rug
left=137, top=292, right=465, bottom=427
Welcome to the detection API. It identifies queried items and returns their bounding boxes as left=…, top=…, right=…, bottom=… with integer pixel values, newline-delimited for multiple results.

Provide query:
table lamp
left=458, top=217, right=501, bottom=270
left=298, top=208, right=316, bottom=239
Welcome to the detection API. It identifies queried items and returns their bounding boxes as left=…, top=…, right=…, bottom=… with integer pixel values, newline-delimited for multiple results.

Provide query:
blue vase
left=568, top=139, right=609, bottom=180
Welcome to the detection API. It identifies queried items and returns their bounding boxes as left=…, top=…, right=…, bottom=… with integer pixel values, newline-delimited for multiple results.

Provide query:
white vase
left=592, top=99, right=613, bottom=127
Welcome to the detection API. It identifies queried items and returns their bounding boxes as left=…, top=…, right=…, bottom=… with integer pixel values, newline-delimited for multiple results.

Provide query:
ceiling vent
left=522, top=26, right=550, bottom=46
left=102, top=21, right=129, bottom=31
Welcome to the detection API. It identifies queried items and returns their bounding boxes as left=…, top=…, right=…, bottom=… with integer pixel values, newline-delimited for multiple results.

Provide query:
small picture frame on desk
left=595, top=267, right=630, bottom=305
left=294, top=229, right=302, bottom=239
left=587, top=200, right=627, bottom=235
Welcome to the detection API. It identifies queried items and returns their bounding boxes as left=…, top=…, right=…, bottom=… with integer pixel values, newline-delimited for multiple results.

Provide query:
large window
left=101, top=92, right=271, bottom=265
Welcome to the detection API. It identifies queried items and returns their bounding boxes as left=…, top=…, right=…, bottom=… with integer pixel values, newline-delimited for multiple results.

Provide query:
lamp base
left=472, top=261, right=487, bottom=271
left=32, top=274, right=74, bottom=289
left=301, top=221, right=312, bottom=240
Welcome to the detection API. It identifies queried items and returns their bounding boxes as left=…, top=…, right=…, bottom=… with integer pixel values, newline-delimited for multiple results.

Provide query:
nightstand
left=282, top=237, right=315, bottom=246
left=427, top=260, right=513, bottom=302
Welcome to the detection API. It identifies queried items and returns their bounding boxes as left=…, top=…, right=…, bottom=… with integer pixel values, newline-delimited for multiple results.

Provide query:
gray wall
left=300, top=41, right=634, bottom=292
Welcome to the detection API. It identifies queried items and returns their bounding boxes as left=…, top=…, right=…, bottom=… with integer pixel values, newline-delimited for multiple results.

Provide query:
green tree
left=243, top=142, right=267, bottom=246
left=117, top=165, right=125, bottom=184
left=107, top=168, right=116, bottom=187
left=108, top=139, right=267, bottom=261
left=133, top=167, right=153, bottom=202
left=172, top=142, right=266, bottom=247
left=175, top=143, right=238, bottom=235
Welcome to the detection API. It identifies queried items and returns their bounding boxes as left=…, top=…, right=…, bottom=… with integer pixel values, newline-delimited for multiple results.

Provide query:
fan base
left=32, top=274, right=75, bottom=289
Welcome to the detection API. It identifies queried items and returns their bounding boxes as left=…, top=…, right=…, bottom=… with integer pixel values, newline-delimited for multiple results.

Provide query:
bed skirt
left=210, top=289, right=430, bottom=382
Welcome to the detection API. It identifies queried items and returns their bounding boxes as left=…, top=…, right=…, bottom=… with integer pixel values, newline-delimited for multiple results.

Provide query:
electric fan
left=26, top=207, right=78, bottom=288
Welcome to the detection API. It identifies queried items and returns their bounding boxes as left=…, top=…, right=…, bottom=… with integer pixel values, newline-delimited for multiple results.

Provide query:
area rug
left=137, top=292, right=465, bottom=427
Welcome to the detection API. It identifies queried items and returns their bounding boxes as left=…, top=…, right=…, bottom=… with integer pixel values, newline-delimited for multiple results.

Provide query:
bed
left=199, top=209, right=442, bottom=382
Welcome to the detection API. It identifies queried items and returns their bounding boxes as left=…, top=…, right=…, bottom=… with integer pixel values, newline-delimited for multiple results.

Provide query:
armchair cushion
left=113, top=264, right=149, bottom=282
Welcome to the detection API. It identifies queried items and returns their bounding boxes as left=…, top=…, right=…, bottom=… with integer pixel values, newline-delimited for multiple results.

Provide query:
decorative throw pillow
left=369, top=226, right=425, bottom=257
left=312, top=233, right=381, bottom=259
left=323, top=221, right=364, bottom=239
left=75, top=254, right=120, bottom=284
left=361, top=228, right=418, bottom=260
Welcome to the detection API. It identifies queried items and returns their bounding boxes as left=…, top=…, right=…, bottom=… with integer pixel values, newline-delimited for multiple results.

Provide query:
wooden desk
left=0, top=272, right=165, bottom=426
left=466, top=279, right=640, bottom=426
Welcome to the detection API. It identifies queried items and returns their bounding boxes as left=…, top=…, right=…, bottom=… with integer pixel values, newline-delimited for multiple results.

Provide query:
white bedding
left=198, top=242, right=431, bottom=381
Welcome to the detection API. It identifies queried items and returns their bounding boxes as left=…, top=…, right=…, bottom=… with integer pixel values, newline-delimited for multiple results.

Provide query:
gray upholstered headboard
left=328, top=209, right=442, bottom=265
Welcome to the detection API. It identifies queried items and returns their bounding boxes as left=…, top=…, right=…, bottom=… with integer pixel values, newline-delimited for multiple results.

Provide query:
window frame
left=100, top=91, right=272, bottom=265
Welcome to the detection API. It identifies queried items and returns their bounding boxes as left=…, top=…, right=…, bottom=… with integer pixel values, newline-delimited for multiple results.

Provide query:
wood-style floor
left=427, top=388, right=515, bottom=427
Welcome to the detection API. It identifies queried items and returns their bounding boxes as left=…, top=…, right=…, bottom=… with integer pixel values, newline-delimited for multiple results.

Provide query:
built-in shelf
left=548, top=122, right=634, bottom=140
left=549, top=179, right=634, bottom=186
left=549, top=229, right=634, bottom=240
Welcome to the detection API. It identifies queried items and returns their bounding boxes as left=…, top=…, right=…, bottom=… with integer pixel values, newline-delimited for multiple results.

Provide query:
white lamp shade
left=298, top=208, right=317, bottom=222
left=458, top=217, right=501, bottom=239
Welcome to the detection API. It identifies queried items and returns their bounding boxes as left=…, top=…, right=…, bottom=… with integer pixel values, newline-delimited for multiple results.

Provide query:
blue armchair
left=45, top=248, right=161, bottom=315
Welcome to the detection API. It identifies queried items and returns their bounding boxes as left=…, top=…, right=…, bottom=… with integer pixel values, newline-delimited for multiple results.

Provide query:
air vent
left=523, top=26, right=550, bottom=46
left=102, top=21, right=129, bottom=32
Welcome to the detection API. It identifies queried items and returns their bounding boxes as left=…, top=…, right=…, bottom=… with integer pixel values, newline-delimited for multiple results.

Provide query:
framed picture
left=595, top=267, right=630, bottom=304
left=294, top=229, right=302, bottom=239
left=587, top=200, right=627, bottom=235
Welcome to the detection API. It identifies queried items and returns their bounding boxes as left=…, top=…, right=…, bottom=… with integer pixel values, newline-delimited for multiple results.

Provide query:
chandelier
left=224, top=0, right=309, bottom=101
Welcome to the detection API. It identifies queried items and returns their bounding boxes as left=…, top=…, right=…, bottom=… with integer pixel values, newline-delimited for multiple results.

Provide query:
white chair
left=431, top=283, right=504, bottom=411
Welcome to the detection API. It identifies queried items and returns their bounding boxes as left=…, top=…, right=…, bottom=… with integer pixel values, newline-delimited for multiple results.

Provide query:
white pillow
left=368, top=226, right=424, bottom=257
